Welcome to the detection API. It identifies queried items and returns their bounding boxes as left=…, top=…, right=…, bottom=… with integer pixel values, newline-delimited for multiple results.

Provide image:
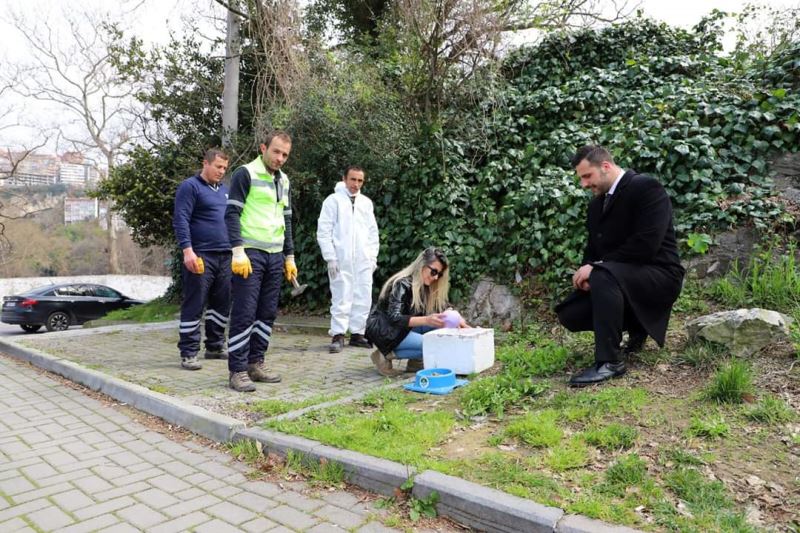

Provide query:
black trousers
left=556, top=268, right=645, bottom=364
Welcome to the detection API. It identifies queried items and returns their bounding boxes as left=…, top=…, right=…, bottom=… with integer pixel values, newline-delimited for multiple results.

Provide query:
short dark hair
left=264, top=130, right=292, bottom=147
left=203, top=148, right=228, bottom=163
left=343, top=165, right=365, bottom=178
left=571, top=145, right=615, bottom=168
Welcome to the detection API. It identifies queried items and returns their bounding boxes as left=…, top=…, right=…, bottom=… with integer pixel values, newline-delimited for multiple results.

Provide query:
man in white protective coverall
left=316, top=165, right=380, bottom=353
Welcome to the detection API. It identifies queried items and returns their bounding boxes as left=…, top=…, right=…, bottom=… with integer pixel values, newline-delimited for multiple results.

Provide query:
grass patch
left=661, top=447, right=709, bottom=467
left=709, top=242, right=800, bottom=312
left=675, top=340, right=728, bottom=368
left=582, top=423, right=638, bottom=451
left=431, top=452, right=566, bottom=505
left=284, top=450, right=345, bottom=486
left=265, top=389, right=453, bottom=466
left=103, top=297, right=178, bottom=322
left=250, top=394, right=335, bottom=417
left=543, top=439, right=590, bottom=472
left=604, top=453, right=648, bottom=488
left=658, top=467, right=753, bottom=531
left=704, top=360, right=754, bottom=404
left=548, top=387, right=648, bottom=423
left=744, top=394, right=796, bottom=425
left=687, top=415, right=730, bottom=440
left=148, top=384, right=170, bottom=394
left=497, top=341, right=571, bottom=377
left=227, top=439, right=262, bottom=463
left=504, top=410, right=563, bottom=448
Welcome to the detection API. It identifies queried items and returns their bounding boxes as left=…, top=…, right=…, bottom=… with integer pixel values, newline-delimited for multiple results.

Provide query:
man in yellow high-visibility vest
left=224, top=131, right=298, bottom=392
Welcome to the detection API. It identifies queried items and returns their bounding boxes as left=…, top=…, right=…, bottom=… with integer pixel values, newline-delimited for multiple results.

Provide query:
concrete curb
left=412, top=470, right=563, bottom=532
left=1, top=333, right=643, bottom=533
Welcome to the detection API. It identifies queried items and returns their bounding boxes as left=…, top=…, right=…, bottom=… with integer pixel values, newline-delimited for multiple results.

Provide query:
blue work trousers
left=178, top=251, right=231, bottom=357
left=227, top=249, right=284, bottom=372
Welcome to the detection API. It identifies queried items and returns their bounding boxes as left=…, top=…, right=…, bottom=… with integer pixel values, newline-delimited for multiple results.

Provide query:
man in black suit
left=556, top=145, right=685, bottom=386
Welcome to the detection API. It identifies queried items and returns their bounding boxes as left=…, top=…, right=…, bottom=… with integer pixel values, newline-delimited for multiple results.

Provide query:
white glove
left=327, top=260, right=340, bottom=280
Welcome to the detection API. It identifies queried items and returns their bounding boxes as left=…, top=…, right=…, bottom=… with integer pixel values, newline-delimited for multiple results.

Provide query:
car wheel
left=46, top=311, right=71, bottom=332
left=20, top=324, right=43, bottom=333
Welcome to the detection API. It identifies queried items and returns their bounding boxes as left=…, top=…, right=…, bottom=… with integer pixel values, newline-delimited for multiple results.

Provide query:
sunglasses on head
left=426, top=265, right=443, bottom=278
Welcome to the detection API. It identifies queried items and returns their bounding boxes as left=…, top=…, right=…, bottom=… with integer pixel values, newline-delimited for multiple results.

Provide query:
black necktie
left=603, top=193, right=611, bottom=213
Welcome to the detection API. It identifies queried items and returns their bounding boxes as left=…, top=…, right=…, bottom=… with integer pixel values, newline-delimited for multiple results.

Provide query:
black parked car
left=1, top=284, right=143, bottom=332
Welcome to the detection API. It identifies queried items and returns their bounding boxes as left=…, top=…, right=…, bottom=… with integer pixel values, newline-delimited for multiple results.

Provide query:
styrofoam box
left=422, top=327, right=495, bottom=375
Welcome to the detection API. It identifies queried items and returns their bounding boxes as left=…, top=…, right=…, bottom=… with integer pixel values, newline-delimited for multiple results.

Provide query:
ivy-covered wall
left=334, top=19, right=800, bottom=305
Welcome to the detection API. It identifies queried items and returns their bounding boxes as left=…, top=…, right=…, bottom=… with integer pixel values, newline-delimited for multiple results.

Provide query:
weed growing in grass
left=704, top=360, right=754, bottom=403
left=408, top=492, right=439, bottom=521
left=504, top=410, right=563, bottom=448
left=460, top=374, right=548, bottom=418
left=583, top=423, right=638, bottom=451
left=544, top=439, right=589, bottom=471
left=675, top=340, right=728, bottom=368
left=103, top=297, right=179, bottom=322
left=227, top=439, right=262, bottom=463
left=687, top=415, right=730, bottom=439
left=744, top=394, right=796, bottom=424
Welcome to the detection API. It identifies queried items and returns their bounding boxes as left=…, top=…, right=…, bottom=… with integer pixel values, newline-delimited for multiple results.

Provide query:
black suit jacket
left=573, top=170, right=684, bottom=345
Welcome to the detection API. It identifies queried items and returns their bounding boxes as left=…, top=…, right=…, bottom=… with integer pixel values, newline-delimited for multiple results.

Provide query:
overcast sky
left=0, top=0, right=795, bottom=153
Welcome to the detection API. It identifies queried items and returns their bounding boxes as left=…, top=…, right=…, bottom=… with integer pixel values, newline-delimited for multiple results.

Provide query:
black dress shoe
left=622, top=332, right=647, bottom=355
left=569, top=362, right=627, bottom=387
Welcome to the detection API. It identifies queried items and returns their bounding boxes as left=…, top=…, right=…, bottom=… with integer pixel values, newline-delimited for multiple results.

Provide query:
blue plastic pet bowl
left=403, top=367, right=468, bottom=395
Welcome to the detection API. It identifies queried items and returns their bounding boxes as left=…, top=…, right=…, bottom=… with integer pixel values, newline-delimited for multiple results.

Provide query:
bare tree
left=6, top=9, right=143, bottom=274
left=390, top=0, right=638, bottom=120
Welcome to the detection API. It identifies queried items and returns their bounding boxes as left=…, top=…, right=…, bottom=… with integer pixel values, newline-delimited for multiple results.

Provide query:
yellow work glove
left=231, top=246, right=252, bottom=279
left=284, top=255, right=297, bottom=281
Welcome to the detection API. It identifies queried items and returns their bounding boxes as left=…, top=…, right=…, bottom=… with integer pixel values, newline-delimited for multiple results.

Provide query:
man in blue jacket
left=172, top=149, right=232, bottom=370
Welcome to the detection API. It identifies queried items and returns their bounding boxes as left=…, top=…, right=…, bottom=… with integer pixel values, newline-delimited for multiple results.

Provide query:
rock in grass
left=686, top=308, right=792, bottom=357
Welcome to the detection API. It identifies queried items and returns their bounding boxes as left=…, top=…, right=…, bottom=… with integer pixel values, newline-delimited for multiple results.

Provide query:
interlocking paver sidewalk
left=0, top=353, right=424, bottom=532
left=14, top=318, right=407, bottom=421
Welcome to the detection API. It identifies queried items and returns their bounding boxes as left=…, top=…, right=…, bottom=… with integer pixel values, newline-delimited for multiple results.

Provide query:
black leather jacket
left=366, top=276, right=416, bottom=355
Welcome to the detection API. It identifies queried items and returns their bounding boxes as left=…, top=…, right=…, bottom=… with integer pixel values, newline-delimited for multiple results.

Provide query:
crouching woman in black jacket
left=366, top=247, right=466, bottom=376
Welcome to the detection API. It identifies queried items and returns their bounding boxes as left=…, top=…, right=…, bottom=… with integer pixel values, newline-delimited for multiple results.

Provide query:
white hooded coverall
left=316, top=181, right=380, bottom=336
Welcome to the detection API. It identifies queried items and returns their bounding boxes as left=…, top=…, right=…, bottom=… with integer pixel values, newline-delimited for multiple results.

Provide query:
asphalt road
left=0, top=322, right=82, bottom=336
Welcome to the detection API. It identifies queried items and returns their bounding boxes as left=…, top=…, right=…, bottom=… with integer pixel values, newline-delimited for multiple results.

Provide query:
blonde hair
left=379, top=247, right=450, bottom=315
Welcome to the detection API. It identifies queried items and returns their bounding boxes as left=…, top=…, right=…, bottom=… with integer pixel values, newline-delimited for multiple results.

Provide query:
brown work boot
left=349, top=333, right=373, bottom=348
left=229, top=371, right=256, bottom=392
left=329, top=334, right=345, bottom=353
left=370, top=349, right=400, bottom=377
left=247, top=361, right=282, bottom=383
left=405, top=358, right=424, bottom=373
